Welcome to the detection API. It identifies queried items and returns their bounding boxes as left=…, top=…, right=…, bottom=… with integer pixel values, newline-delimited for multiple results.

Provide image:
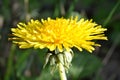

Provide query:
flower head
left=10, top=17, right=107, bottom=52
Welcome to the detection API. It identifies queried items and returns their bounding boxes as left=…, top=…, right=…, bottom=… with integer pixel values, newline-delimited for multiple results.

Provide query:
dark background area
left=0, top=0, right=120, bottom=80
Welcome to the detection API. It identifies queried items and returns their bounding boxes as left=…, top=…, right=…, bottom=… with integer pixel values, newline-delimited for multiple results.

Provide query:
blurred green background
left=0, top=0, right=120, bottom=80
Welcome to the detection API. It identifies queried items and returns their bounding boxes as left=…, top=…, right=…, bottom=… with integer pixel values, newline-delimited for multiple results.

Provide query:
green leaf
left=69, top=51, right=102, bottom=79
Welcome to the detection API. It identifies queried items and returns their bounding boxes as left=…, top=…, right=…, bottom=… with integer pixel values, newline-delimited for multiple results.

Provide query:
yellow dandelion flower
left=10, top=17, right=107, bottom=52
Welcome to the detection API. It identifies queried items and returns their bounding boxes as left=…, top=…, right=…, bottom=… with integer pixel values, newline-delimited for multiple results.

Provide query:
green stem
left=58, top=62, right=67, bottom=80
left=103, top=0, right=120, bottom=26
left=5, top=44, right=16, bottom=80
left=24, top=0, right=30, bottom=21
